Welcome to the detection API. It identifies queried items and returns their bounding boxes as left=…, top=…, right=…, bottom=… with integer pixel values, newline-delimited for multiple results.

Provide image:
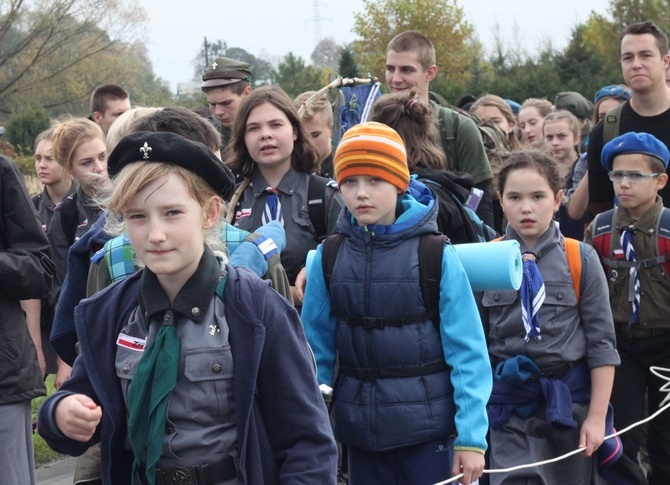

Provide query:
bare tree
left=0, top=0, right=146, bottom=113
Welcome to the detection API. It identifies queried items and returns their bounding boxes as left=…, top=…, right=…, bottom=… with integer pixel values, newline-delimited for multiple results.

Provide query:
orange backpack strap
left=564, top=237, right=584, bottom=306
left=494, top=235, right=584, bottom=305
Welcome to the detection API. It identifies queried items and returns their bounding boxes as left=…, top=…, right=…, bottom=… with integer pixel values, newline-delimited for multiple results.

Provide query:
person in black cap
left=201, top=57, right=253, bottom=148
left=38, top=131, right=338, bottom=485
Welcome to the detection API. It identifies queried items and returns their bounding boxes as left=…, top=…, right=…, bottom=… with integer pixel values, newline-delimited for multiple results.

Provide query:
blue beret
left=594, top=85, right=631, bottom=105
left=601, top=132, right=670, bottom=171
left=504, top=99, right=521, bottom=114
left=107, top=131, right=236, bottom=200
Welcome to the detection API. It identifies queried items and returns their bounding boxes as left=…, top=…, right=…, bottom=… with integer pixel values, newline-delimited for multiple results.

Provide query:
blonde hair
left=103, top=162, right=226, bottom=253
left=294, top=91, right=333, bottom=126
left=471, top=94, right=522, bottom=151
left=519, top=98, right=553, bottom=118
left=105, top=107, right=161, bottom=154
left=52, top=118, right=104, bottom=174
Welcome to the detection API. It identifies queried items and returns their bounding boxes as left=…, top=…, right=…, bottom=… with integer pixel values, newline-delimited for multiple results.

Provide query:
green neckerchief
left=126, top=268, right=228, bottom=485
left=127, top=309, right=180, bottom=485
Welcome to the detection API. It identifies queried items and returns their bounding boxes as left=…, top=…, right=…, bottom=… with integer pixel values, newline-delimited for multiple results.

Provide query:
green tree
left=609, top=0, right=669, bottom=31
left=338, top=45, right=360, bottom=78
left=5, top=106, right=50, bottom=155
left=273, top=53, right=324, bottom=98
left=352, top=0, right=478, bottom=87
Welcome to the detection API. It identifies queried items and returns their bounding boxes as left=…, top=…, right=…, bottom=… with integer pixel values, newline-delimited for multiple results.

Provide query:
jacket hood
left=337, top=179, right=437, bottom=238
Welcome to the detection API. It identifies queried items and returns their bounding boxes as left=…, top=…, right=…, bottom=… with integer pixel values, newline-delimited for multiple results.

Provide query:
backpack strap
left=657, top=209, right=670, bottom=278
left=602, top=103, right=624, bottom=145
left=419, top=233, right=448, bottom=323
left=437, top=107, right=459, bottom=171
left=494, top=236, right=584, bottom=305
left=322, top=233, right=345, bottom=290
left=59, top=194, right=79, bottom=246
left=308, top=174, right=337, bottom=242
left=226, top=177, right=251, bottom=224
left=563, top=238, right=585, bottom=306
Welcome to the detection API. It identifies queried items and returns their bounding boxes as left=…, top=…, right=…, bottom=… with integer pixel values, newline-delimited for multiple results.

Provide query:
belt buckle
left=160, top=465, right=197, bottom=485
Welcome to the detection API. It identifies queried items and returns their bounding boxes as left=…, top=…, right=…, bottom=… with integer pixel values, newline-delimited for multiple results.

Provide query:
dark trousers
left=347, top=437, right=454, bottom=485
left=611, top=331, right=670, bottom=485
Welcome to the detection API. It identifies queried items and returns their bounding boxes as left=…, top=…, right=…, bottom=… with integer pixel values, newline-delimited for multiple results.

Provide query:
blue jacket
left=38, top=264, right=337, bottom=484
left=302, top=179, right=491, bottom=452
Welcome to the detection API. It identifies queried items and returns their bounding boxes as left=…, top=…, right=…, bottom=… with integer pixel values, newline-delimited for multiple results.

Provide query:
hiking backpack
left=415, top=169, right=498, bottom=244
left=591, top=207, right=670, bottom=281
left=429, top=91, right=512, bottom=174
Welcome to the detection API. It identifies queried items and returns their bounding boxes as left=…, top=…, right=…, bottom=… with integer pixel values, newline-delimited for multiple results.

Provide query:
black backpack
left=415, top=169, right=498, bottom=244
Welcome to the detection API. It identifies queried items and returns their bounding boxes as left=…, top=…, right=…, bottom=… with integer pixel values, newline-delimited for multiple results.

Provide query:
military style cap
left=201, top=57, right=253, bottom=89
left=601, top=132, right=670, bottom=171
left=107, top=131, right=236, bottom=200
left=554, top=91, right=594, bottom=120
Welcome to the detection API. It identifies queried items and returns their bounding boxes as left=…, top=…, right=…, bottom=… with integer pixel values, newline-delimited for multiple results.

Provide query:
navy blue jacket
left=38, top=264, right=337, bottom=484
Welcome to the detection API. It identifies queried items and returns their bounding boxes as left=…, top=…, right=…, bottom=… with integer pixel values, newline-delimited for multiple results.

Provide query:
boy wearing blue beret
left=585, top=131, right=670, bottom=484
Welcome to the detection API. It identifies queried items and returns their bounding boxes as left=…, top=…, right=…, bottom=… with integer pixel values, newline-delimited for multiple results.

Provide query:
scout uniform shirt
left=115, top=252, right=241, bottom=483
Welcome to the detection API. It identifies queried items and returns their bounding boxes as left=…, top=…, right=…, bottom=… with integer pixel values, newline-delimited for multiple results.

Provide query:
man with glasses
left=587, top=21, right=670, bottom=218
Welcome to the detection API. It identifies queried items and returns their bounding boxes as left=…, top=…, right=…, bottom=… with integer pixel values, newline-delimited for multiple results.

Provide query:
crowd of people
left=2, top=17, right=670, bottom=485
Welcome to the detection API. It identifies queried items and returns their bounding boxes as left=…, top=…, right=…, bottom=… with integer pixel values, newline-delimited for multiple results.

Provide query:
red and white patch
left=235, top=208, right=252, bottom=220
left=613, top=249, right=625, bottom=260
left=116, top=333, right=146, bottom=351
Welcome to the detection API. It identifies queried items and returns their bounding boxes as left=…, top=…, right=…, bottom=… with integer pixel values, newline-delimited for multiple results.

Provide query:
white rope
left=433, top=366, right=670, bottom=485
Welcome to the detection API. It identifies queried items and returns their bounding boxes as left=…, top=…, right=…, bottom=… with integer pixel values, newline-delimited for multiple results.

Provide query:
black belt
left=155, top=455, right=238, bottom=485
left=339, top=361, right=448, bottom=380
left=528, top=360, right=584, bottom=382
left=616, top=323, right=670, bottom=340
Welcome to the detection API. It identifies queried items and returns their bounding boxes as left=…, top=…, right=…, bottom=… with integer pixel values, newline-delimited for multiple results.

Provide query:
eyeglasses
left=608, top=171, right=661, bottom=184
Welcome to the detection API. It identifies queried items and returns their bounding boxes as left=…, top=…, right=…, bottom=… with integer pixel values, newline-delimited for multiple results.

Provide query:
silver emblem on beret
left=617, top=142, right=624, bottom=149
left=211, top=61, right=218, bottom=70
left=140, top=142, right=152, bottom=160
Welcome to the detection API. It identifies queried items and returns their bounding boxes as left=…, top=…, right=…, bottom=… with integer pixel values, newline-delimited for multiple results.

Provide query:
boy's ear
left=425, top=64, right=437, bottom=82
left=657, top=173, right=668, bottom=191
left=203, top=197, right=223, bottom=229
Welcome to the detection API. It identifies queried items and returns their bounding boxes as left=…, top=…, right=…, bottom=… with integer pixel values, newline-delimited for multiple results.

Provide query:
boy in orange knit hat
left=301, top=122, right=491, bottom=485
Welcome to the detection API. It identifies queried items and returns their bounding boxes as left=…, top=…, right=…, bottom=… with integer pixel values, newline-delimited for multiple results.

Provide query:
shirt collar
left=250, top=166, right=301, bottom=197
left=139, top=248, right=222, bottom=323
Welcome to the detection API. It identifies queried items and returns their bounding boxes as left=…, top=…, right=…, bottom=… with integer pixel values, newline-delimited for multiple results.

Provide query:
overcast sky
left=139, top=0, right=611, bottom=91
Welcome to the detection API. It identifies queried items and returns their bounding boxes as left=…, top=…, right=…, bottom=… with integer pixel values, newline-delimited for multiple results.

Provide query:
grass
left=32, top=374, right=66, bottom=466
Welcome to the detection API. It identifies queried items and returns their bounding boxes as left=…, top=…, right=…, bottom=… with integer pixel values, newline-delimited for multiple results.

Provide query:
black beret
left=107, top=131, right=236, bottom=200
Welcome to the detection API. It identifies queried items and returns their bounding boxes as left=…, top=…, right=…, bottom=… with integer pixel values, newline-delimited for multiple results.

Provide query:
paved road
left=36, top=456, right=76, bottom=485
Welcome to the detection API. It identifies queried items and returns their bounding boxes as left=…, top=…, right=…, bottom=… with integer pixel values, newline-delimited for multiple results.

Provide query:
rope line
left=433, top=366, right=670, bottom=485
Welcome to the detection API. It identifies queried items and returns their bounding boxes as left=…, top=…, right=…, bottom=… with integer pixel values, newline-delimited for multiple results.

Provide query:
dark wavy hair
left=496, top=150, right=563, bottom=197
left=370, top=89, right=445, bottom=171
left=226, top=86, right=319, bottom=177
